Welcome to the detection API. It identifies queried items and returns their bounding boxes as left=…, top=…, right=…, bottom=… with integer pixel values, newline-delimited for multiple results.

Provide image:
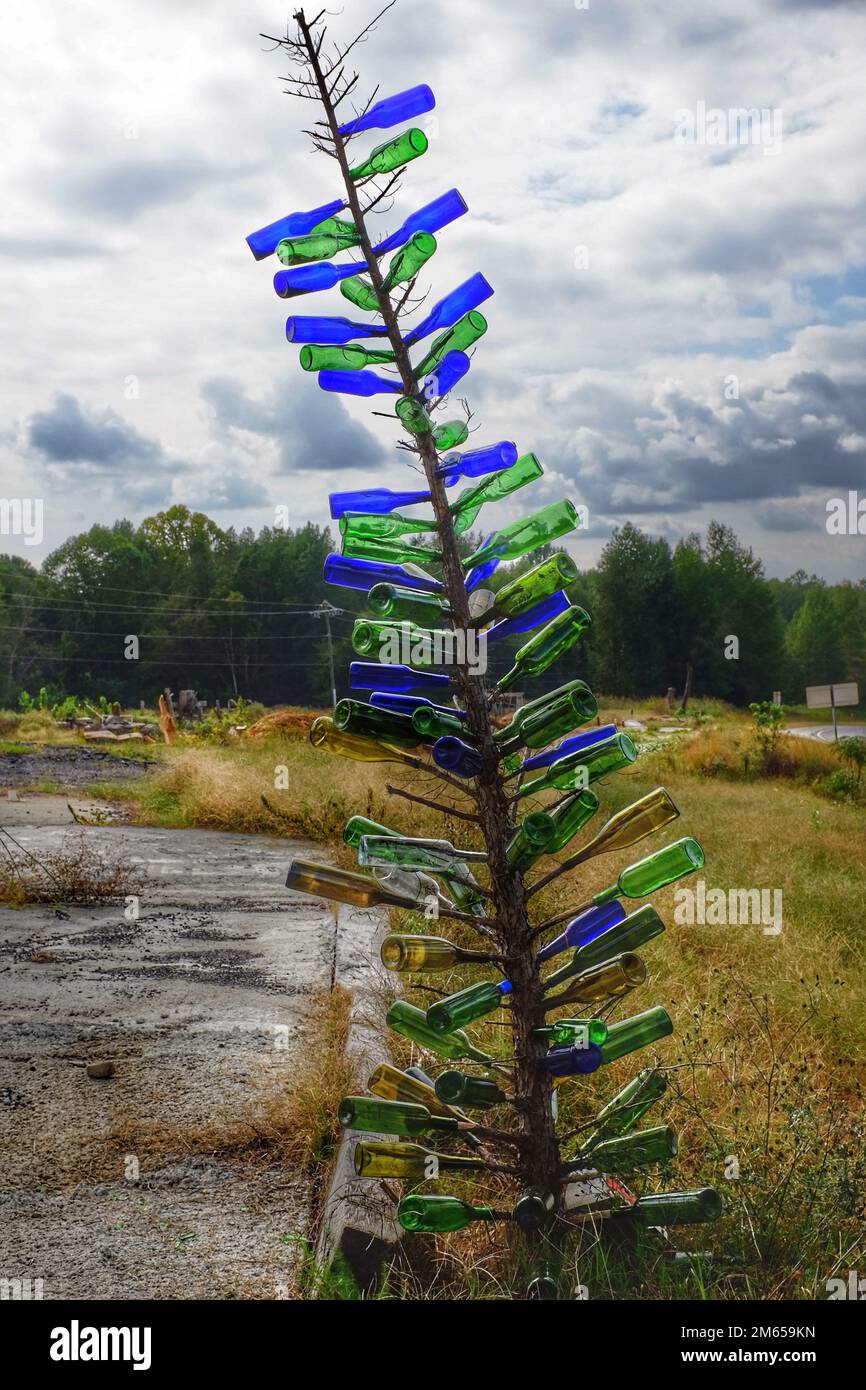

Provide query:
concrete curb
left=314, top=904, right=400, bottom=1296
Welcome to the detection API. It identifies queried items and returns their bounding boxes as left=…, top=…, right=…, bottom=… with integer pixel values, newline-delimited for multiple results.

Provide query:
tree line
left=0, top=506, right=863, bottom=710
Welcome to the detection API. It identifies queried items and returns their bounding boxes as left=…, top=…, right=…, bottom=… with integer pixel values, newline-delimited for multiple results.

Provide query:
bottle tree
left=249, top=4, right=722, bottom=1294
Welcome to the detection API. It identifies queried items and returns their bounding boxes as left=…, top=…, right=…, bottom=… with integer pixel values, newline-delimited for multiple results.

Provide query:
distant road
left=785, top=723, right=866, bottom=742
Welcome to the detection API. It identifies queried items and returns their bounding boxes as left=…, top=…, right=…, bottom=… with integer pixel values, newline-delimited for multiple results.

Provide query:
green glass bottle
left=341, top=510, right=438, bottom=541
left=555, top=788, right=680, bottom=873
left=367, top=1062, right=454, bottom=1116
left=310, top=716, right=417, bottom=766
left=583, top=1067, right=668, bottom=1149
left=411, top=705, right=472, bottom=742
left=343, top=814, right=399, bottom=848
left=348, top=128, right=429, bottom=180
left=380, top=934, right=493, bottom=972
left=536, top=1017, right=608, bottom=1047
left=433, top=418, right=469, bottom=450
left=494, top=680, right=598, bottom=755
left=398, top=1194, right=496, bottom=1233
left=276, top=229, right=362, bottom=265
left=549, top=905, right=664, bottom=984
left=570, top=1125, right=678, bottom=1175
left=505, top=811, right=557, bottom=871
left=617, top=1188, right=723, bottom=1226
left=367, top=582, right=447, bottom=622
left=593, top=837, right=704, bottom=905
left=354, top=1140, right=485, bottom=1180
left=286, top=858, right=421, bottom=910
left=451, top=453, right=545, bottom=533
left=359, top=836, right=483, bottom=891
left=396, top=396, right=432, bottom=435
left=383, top=231, right=437, bottom=290
left=542, top=952, right=646, bottom=1013
left=601, top=1006, right=673, bottom=1064
left=341, top=532, right=443, bottom=565
left=492, top=553, right=579, bottom=619
left=387, top=1000, right=493, bottom=1063
left=434, top=1071, right=506, bottom=1109
left=519, top=731, right=636, bottom=798
left=341, top=274, right=380, bottom=311
left=413, top=311, right=488, bottom=380
left=351, top=617, right=450, bottom=665
left=514, top=1188, right=555, bottom=1231
left=333, top=697, right=419, bottom=748
left=299, top=343, right=396, bottom=371
left=339, top=1095, right=459, bottom=1136
left=310, top=215, right=358, bottom=236
left=497, top=605, right=592, bottom=692
left=527, top=1269, right=558, bottom=1301
left=463, top=500, right=580, bottom=570
left=426, top=979, right=511, bottom=1033
left=547, top=790, right=600, bottom=853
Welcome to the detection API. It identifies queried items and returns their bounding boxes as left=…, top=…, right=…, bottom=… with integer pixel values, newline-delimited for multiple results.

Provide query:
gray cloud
left=27, top=393, right=169, bottom=470
left=201, top=375, right=391, bottom=474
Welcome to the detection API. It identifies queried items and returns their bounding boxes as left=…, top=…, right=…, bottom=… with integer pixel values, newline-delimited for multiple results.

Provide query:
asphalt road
left=784, top=723, right=866, bottom=742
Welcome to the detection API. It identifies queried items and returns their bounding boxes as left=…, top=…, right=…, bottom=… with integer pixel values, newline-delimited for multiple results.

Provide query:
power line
left=0, top=595, right=356, bottom=619
left=0, top=624, right=354, bottom=642
left=15, top=653, right=332, bottom=668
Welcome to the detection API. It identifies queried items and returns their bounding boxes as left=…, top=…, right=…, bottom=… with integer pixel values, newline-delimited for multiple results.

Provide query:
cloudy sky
left=2, top=0, right=866, bottom=581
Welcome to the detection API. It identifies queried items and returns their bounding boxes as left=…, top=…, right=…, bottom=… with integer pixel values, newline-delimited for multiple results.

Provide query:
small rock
left=86, top=1061, right=115, bottom=1080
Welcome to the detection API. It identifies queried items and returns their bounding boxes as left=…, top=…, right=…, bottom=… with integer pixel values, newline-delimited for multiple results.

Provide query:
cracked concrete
left=0, top=823, right=358, bottom=1300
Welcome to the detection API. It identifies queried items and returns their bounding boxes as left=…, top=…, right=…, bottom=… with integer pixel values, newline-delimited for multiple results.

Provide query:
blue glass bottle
left=422, top=350, right=470, bottom=399
left=370, top=693, right=467, bottom=719
left=541, top=1043, right=603, bottom=1078
left=274, top=261, right=363, bottom=298
left=433, top=737, right=483, bottom=779
left=374, top=188, right=468, bottom=256
left=349, top=662, right=451, bottom=693
left=338, top=84, right=436, bottom=136
left=520, top=724, right=619, bottom=773
left=318, top=369, right=402, bottom=396
left=246, top=198, right=344, bottom=260
left=464, top=537, right=501, bottom=593
left=437, top=441, right=518, bottom=486
left=329, top=487, right=432, bottom=519
left=286, top=316, right=389, bottom=344
left=536, top=901, right=627, bottom=964
left=485, top=592, right=569, bottom=642
left=404, top=274, right=494, bottom=346
left=323, top=554, right=443, bottom=594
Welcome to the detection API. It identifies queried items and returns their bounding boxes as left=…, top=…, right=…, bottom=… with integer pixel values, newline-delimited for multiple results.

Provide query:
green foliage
left=837, top=736, right=866, bottom=789
left=1, top=508, right=863, bottom=709
left=749, top=699, right=785, bottom=768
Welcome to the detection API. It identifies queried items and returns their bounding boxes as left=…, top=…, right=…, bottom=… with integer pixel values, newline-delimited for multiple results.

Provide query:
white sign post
left=805, top=682, right=860, bottom=741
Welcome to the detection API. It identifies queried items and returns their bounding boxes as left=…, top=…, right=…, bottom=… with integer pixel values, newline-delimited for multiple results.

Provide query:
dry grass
left=0, top=829, right=145, bottom=906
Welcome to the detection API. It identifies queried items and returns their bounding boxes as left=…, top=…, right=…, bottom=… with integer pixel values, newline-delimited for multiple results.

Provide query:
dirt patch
left=0, top=744, right=154, bottom=788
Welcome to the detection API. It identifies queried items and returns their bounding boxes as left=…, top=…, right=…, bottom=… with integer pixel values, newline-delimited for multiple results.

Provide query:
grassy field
left=2, top=699, right=864, bottom=1298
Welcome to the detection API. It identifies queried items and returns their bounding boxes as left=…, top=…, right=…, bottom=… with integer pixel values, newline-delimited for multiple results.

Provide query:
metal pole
left=831, top=685, right=838, bottom=742
left=324, top=608, right=337, bottom=710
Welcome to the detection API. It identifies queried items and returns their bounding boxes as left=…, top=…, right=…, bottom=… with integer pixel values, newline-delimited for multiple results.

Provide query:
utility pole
left=314, top=601, right=338, bottom=709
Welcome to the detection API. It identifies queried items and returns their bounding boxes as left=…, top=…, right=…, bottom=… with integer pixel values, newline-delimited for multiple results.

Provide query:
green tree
left=785, top=587, right=847, bottom=696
